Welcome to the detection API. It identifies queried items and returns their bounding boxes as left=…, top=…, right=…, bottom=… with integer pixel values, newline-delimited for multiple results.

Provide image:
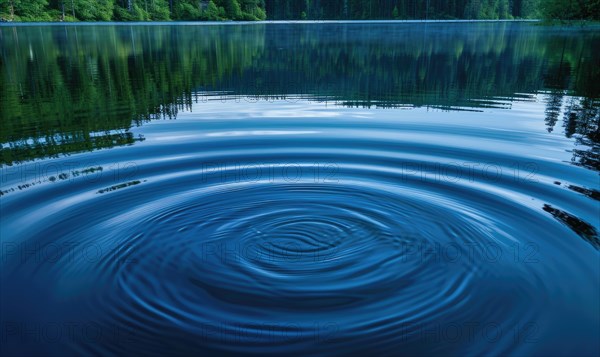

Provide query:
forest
left=0, top=0, right=599, bottom=22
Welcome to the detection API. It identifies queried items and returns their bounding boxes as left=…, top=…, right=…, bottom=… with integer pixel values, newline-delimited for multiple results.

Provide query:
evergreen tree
left=218, top=0, right=242, bottom=19
left=147, top=0, right=170, bottom=20
left=201, top=0, right=222, bottom=20
left=586, top=0, right=600, bottom=19
left=541, top=0, right=580, bottom=20
left=70, top=0, right=114, bottom=21
left=2, top=0, right=51, bottom=20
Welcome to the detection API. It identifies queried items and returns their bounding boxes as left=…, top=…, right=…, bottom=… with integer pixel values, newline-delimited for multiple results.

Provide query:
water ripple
left=1, top=103, right=599, bottom=356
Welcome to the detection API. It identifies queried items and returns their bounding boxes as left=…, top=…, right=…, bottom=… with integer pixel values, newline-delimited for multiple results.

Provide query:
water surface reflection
left=1, top=22, right=599, bottom=356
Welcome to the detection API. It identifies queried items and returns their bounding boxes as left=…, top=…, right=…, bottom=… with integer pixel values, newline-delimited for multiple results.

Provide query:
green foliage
left=586, top=0, right=600, bottom=20
left=219, top=0, right=242, bottom=20
left=129, top=4, right=147, bottom=20
left=113, top=0, right=170, bottom=21
left=521, top=0, right=540, bottom=18
left=0, top=0, right=597, bottom=23
left=201, top=0, right=222, bottom=20
left=240, top=0, right=265, bottom=20
left=113, top=3, right=135, bottom=20
left=71, top=0, right=114, bottom=21
left=174, top=1, right=201, bottom=20
left=254, top=6, right=266, bottom=20
left=0, top=0, right=264, bottom=21
left=1, top=0, right=51, bottom=21
left=147, top=0, right=171, bottom=20
left=498, top=0, right=509, bottom=19
left=541, top=0, right=581, bottom=20
left=540, top=0, right=600, bottom=20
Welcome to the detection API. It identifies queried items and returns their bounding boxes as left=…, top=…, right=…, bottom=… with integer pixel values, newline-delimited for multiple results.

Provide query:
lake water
left=1, top=22, right=599, bottom=356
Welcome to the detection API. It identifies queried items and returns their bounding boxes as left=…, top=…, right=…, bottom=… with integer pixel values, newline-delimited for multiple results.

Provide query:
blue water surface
left=1, top=22, right=599, bottom=356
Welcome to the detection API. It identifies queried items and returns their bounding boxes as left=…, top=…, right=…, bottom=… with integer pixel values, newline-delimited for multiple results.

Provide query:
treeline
left=267, top=0, right=600, bottom=20
left=0, top=0, right=599, bottom=23
left=265, top=0, right=541, bottom=20
left=0, top=0, right=266, bottom=21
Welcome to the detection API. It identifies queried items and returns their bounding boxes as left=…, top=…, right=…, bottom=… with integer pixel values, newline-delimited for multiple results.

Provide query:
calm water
left=1, top=22, right=599, bottom=356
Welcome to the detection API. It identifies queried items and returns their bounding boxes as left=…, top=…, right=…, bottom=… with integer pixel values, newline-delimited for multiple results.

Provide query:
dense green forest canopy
left=0, top=0, right=598, bottom=22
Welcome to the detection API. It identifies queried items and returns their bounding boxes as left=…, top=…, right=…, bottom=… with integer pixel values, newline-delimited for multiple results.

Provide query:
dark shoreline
left=0, top=19, right=542, bottom=26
